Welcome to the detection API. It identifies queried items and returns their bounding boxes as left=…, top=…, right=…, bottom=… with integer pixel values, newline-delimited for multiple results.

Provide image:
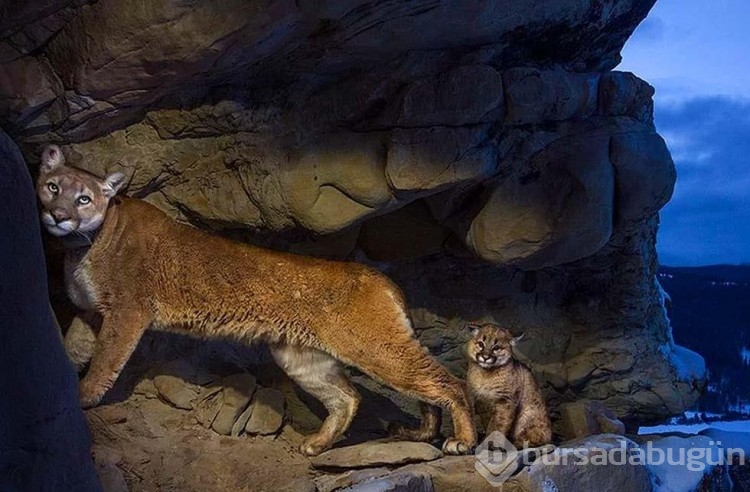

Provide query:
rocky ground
left=86, top=344, right=434, bottom=491
left=87, top=358, right=438, bottom=491
left=85, top=353, right=742, bottom=492
left=89, top=399, right=314, bottom=492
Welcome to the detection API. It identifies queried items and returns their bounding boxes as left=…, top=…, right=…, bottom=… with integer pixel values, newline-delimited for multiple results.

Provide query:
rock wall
left=0, top=129, right=99, bottom=490
left=0, top=0, right=705, bottom=425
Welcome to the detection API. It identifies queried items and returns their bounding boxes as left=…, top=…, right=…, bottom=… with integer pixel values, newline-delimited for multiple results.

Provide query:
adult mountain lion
left=36, top=145, right=476, bottom=456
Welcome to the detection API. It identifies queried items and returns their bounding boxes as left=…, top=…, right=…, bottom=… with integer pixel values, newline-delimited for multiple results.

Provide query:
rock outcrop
left=313, top=435, right=653, bottom=491
left=0, top=0, right=704, bottom=436
left=0, top=129, right=99, bottom=490
left=311, top=442, right=443, bottom=470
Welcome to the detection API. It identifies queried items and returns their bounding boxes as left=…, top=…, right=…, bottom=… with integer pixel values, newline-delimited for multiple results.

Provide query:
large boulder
left=458, top=133, right=615, bottom=268
left=509, top=435, right=653, bottom=492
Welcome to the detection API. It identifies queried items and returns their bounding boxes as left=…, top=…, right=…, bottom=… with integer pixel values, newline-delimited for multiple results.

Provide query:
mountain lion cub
left=36, top=145, right=476, bottom=456
left=466, top=323, right=552, bottom=447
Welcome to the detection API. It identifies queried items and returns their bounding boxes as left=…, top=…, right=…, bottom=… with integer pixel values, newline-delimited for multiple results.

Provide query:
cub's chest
left=64, top=251, right=100, bottom=311
left=467, top=364, right=517, bottom=401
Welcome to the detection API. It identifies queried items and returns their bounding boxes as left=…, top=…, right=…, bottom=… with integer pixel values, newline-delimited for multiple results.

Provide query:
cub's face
left=36, top=145, right=125, bottom=237
left=467, top=324, right=523, bottom=369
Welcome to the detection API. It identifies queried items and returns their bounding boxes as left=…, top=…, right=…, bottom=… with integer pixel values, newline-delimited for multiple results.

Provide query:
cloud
left=655, top=96, right=750, bottom=265
left=619, top=0, right=750, bottom=102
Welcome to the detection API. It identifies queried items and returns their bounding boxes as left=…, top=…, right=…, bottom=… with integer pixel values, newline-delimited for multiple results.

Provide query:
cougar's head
left=36, top=145, right=125, bottom=237
left=467, top=323, right=524, bottom=369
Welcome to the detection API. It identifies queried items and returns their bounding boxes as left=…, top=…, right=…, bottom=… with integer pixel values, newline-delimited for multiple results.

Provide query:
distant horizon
left=619, top=0, right=750, bottom=267
left=660, top=263, right=750, bottom=268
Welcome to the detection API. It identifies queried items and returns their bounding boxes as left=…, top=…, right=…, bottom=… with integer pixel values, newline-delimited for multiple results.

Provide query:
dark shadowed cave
left=0, top=1, right=715, bottom=491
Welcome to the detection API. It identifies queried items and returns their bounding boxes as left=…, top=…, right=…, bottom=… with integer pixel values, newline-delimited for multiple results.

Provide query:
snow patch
left=669, top=345, right=706, bottom=382
left=640, top=422, right=710, bottom=435
left=700, top=427, right=750, bottom=458
left=643, top=435, right=724, bottom=492
left=729, top=401, right=750, bottom=415
left=640, top=419, right=750, bottom=436
left=741, top=347, right=750, bottom=366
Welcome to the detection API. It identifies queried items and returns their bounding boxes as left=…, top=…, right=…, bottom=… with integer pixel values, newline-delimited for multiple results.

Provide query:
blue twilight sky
left=618, top=0, right=750, bottom=266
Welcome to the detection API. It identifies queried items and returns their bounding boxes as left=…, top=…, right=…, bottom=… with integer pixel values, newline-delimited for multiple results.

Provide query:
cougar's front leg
left=79, top=309, right=149, bottom=408
left=64, top=311, right=102, bottom=373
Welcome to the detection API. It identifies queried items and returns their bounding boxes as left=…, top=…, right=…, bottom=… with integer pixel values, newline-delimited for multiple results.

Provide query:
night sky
left=619, top=0, right=750, bottom=266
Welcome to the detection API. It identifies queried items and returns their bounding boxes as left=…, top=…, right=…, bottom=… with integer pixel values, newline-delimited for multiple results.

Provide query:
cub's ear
left=511, top=333, right=525, bottom=346
left=40, top=145, right=65, bottom=174
left=102, top=172, right=126, bottom=198
left=467, top=323, right=481, bottom=336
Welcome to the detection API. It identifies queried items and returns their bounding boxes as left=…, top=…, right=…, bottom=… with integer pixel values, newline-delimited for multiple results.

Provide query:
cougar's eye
left=47, top=183, right=58, bottom=194
left=77, top=195, right=92, bottom=205
left=492, top=345, right=500, bottom=352
left=476, top=340, right=485, bottom=350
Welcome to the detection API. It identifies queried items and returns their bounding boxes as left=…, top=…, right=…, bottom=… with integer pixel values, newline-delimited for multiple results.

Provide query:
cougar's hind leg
left=388, top=402, right=441, bottom=442
left=375, top=346, right=475, bottom=455
left=271, top=344, right=361, bottom=456
left=323, top=329, right=477, bottom=455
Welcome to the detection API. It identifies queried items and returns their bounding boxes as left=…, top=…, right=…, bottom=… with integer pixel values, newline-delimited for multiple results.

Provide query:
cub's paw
left=299, top=435, right=332, bottom=457
left=442, top=438, right=471, bottom=455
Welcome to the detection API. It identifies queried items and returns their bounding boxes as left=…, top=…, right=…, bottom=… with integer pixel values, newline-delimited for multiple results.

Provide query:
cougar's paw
left=78, top=379, right=104, bottom=409
left=79, top=388, right=103, bottom=409
left=299, top=435, right=332, bottom=457
left=442, top=438, right=471, bottom=455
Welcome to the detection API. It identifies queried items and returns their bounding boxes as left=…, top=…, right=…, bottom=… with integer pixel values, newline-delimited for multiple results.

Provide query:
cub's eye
left=47, top=183, right=58, bottom=194
left=476, top=341, right=485, bottom=349
left=77, top=195, right=92, bottom=205
left=492, top=345, right=500, bottom=352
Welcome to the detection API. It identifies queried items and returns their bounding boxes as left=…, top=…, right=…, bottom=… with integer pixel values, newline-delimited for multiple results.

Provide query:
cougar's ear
left=102, top=172, right=126, bottom=198
left=511, top=333, right=525, bottom=346
left=40, top=145, right=65, bottom=174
